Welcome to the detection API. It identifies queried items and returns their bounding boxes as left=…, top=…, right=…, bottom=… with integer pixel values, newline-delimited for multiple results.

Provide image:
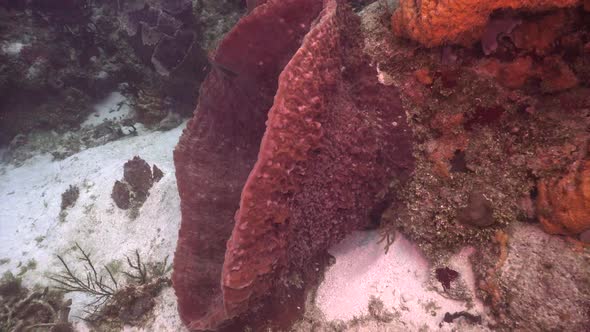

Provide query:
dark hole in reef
left=519, top=186, right=539, bottom=223
left=450, top=149, right=468, bottom=173
left=440, top=311, right=482, bottom=326
left=493, top=37, right=519, bottom=62
left=435, top=267, right=459, bottom=290
left=154, top=30, right=194, bottom=71
left=517, top=103, right=533, bottom=115
left=368, top=199, right=390, bottom=229
left=464, top=106, right=505, bottom=131
left=499, top=34, right=513, bottom=43
left=530, top=186, right=539, bottom=199
left=439, top=69, right=460, bottom=89
left=561, top=40, right=582, bottom=63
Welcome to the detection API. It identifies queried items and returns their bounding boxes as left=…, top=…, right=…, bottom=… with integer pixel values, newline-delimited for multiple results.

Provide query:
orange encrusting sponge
left=537, top=160, right=590, bottom=235
left=391, top=0, right=581, bottom=47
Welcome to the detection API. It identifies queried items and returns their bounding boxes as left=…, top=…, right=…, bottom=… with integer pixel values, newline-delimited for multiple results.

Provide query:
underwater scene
left=1, top=0, right=589, bottom=331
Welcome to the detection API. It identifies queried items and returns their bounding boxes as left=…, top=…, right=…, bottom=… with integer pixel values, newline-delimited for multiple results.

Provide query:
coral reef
left=0, top=0, right=244, bottom=146
left=119, top=0, right=208, bottom=118
left=1, top=113, right=140, bottom=166
left=195, top=0, right=246, bottom=50
left=0, top=1, right=133, bottom=144
left=480, top=54, right=580, bottom=92
left=391, top=0, right=580, bottom=47
left=358, top=1, right=590, bottom=329
left=511, top=10, right=572, bottom=55
left=173, top=0, right=412, bottom=330
left=371, top=0, right=590, bottom=261
left=2, top=0, right=588, bottom=331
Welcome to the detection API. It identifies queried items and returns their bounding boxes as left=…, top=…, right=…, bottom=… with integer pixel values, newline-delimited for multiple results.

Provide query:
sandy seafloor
left=0, top=93, right=488, bottom=331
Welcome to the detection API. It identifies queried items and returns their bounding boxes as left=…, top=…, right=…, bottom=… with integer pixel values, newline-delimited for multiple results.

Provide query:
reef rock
left=511, top=10, right=570, bottom=55
left=172, top=0, right=413, bottom=330
left=391, top=0, right=580, bottom=47
left=496, top=224, right=590, bottom=330
left=457, top=191, right=496, bottom=228
left=537, top=159, right=590, bottom=235
left=479, top=54, right=579, bottom=92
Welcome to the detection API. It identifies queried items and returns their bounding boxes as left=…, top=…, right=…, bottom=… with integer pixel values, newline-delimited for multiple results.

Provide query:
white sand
left=314, top=231, right=487, bottom=331
left=0, top=110, right=186, bottom=329
left=1, top=41, right=25, bottom=56
left=82, top=91, right=134, bottom=127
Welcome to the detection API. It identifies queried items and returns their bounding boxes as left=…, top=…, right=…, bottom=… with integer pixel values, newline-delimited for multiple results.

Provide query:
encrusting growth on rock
left=537, top=159, right=590, bottom=235
left=479, top=230, right=509, bottom=307
left=457, top=191, right=495, bottom=228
